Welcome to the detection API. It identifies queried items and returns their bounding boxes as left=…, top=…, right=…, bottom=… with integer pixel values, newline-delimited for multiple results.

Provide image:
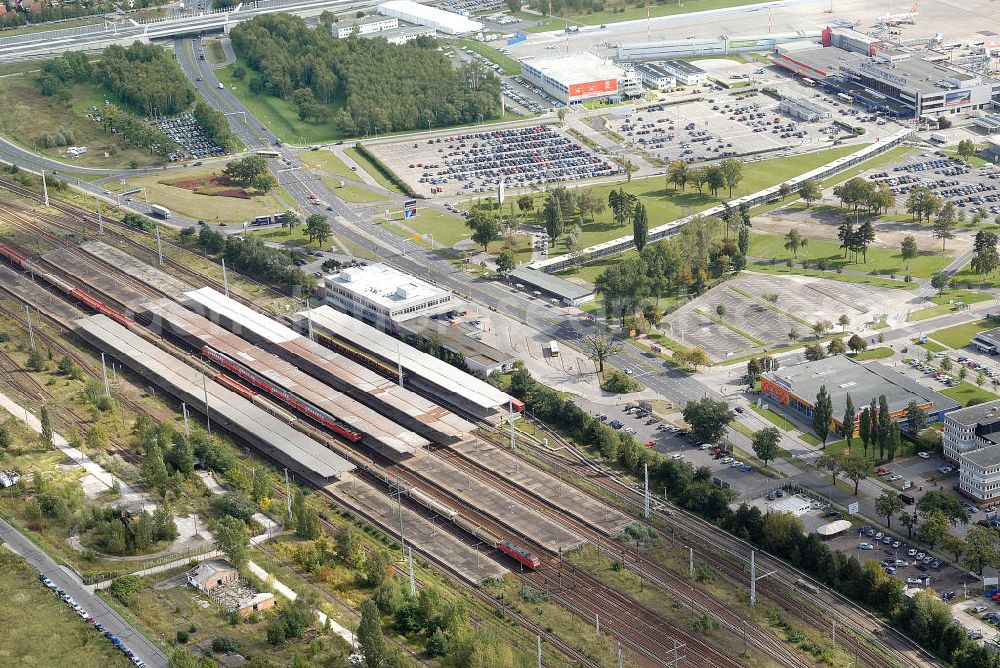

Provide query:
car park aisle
left=0, top=517, right=167, bottom=668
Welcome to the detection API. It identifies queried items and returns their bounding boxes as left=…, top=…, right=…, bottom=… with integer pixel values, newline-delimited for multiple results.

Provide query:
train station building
left=323, top=263, right=453, bottom=330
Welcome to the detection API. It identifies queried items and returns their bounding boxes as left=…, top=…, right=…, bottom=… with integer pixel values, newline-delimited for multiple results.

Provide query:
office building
left=324, top=263, right=452, bottom=329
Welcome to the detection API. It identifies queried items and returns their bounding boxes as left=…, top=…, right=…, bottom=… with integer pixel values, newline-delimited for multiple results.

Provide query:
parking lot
left=603, top=92, right=832, bottom=163
left=369, top=124, right=620, bottom=197
left=868, top=152, right=1000, bottom=215
left=155, top=113, right=225, bottom=161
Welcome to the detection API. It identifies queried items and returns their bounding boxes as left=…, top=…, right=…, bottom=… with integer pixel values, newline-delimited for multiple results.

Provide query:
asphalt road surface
left=0, top=516, right=168, bottom=668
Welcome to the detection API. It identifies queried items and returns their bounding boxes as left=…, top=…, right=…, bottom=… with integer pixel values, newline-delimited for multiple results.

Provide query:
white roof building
left=377, top=0, right=483, bottom=35
left=324, top=263, right=452, bottom=329
left=520, top=52, right=622, bottom=104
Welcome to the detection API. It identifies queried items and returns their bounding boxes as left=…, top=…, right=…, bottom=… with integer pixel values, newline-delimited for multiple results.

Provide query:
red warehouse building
left=521, top=53, right=622, bottom=105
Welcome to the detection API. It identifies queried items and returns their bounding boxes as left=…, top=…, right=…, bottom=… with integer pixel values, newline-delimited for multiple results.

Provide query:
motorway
left=0, top=516, right=169, bottom=668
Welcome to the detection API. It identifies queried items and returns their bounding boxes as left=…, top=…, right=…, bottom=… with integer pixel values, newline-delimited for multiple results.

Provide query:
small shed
left=815, top=519, right=853, bottom=540
left=237, top=592, right=276, bottom=618
left=187, top=560, right=238, bottom=593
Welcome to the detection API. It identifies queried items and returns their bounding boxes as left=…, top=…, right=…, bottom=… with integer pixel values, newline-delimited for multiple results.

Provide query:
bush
left=211, top=636, right=242, bottom=654
left=110, top=575, right=143, bottom=607
left=176, top=630, right=189, bottom=644
left=600, top=369, right=641, bottom=394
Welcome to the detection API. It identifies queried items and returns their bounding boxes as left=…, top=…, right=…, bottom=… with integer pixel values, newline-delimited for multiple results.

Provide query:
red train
left=0, top=241, right=132, bottom=328
left=201, top=345, right=363, bottom=443
left=214, top=373, right=257, bottom=400
left=498, top=540, right=541, bottom=570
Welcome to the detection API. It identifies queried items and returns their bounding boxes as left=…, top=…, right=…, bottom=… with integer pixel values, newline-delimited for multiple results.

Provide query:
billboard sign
left=945, top=90, right=971, bottom=107
left=498, top=179, right=506, bottom=205
left=848, top=502, right=859, bottom=515
left=403, top=199, right=417, bottom=220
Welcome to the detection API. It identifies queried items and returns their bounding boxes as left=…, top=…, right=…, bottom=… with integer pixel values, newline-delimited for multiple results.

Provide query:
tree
left=972, top=230, right=1000, bottom=276
left=933, top=201, right=957, bottom=250
left=594, top=256, right=649, bottom=327
left=838, top=314, right=850, bottom=331
left=804, top=344, right=825, bottom=361
left=798, top=178, right=821, bottom=207
left=751, top=427, right=780, bottom=468
left=958, top=139, right=977, bottom=161
left=827, top=337, right=846, bottom=356
left=778, top=182, right=792, bottom=200
left=905, top=400, right=928, bottom=434
left=542, top=191, right=564, bottom=243
left=715, top=304, right=726, bottom=319
left=214, top=515, right=249, bottom=570
left=705, top=165, right=725, bottom=196
left=675, top=347, right=710, bottom=371
left=365, top=549, right=391, bottom=587
left=812, top=385, right=834, bottom=446
left=496, top=248, right=516, bottom=275
left=788, top=327, right=800, bottom=342
left=817, top=453, right=840, bottom=485
left=667, top=160, right=688, bottom=191
left=280, top=210, right=301, bottom=231
left=841, top=457, right=869, bottom=495
left=917, top=490, right=968, bottom=526
left=719, top=158, right=743, bottom=198
left=223, top=155, right=269, bottom=188
left=930, top=271, right=951, bottom=293
left=899, top=511, right=917, bottom=539
left=842, top=393, right=856, bottom=452
left=847, top=334, right=867, bottom=353
left=358, top=599, right=387, bottom=668
left=681, top=398, right=733, bottom=444
left=632, top=202, right=649, bottom=252
left=39, top=404, right=53, bottom=447
left=900, top=235, right=918, bottom=260
left=941, top=534, right=967, bottom=565
left=875, top=490, right=904, bottom=529
left=783, top=228, right=807, bottom=258
left=964, top=525, right=998, bottom=575
left=581, top=333, right=622, bottom=373
left=304, top=214, right=331, bottom=246
left=916, top=509, right=948, bottom=549
left=466, top=210, right=502, bottom=252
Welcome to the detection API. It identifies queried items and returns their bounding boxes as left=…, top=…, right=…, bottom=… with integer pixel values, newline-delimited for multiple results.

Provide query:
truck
left=930, top=132, right=948, bottom=144
left=150, top=204, right=172, bottom=219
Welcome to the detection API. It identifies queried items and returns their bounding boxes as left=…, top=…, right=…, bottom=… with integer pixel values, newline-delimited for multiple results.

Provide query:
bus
left=256, top=149, right=281, bottom=158
left=548, top=341, right=559, bottom=357
left=837, top=92, right=853, bottom=104
left=801, top=77, right=816, bottom=87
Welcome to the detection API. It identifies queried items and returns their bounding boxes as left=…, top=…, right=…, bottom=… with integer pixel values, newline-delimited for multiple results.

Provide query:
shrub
left=110, top=575, right=143, bottom=607
left=211, top=636, right=241, bottom=653
left=176, top=630, right=189, bottom=644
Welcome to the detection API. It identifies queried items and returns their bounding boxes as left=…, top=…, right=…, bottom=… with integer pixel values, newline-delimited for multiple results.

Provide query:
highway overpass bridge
left=0, top=0, right=379, bottom=61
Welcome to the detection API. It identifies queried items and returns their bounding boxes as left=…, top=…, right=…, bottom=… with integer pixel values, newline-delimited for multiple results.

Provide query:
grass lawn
left=747, top=261, right=917, bottom=290
left=907, top=290, right=992, bottom=321
left=379, top=208, right=471, bottom=248
left=917, top=338, right=947, bottom=353
left=128, top=166, right=288, bottom=226
left=0, top=74, right=162, bottom=170
left=308, top=149, right=358, bottom=180
left=749, top=403, right=796, bottom=430
left=344, top=147, right=407, bottom=195
left=216, top=59, right=342, bottom=145
left=748, top=233, right=950, bottom=279
left=322, top=177, right=390, bottom=203
left=206, top=38, right=226, bottom=64
left=941, top=382, right=999, bottom=407
left=528, top=144, right=863, bottom=256
left=927, top=318, right=995, bottom=350
left=250, top=225, right=333, bottom=250
left=0, top=552, right=132, bottom=667
left=852, top=347, right=894, bottom=361
left=951, top=262, right=1000, bottom=290
left=456, top=39, right=521, bottom=75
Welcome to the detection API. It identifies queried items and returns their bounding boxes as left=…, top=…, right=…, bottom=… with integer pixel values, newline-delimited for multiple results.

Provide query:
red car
left=644, top=441, right=656, bottom=448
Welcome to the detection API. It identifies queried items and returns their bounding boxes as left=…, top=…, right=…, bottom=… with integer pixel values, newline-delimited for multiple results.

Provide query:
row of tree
left=230, top=14, right=501, bottom=134
left=192, top=100, right=236, bottom=152
left=94, top=103, right=177, bottom=158
left=667, top=157, right=744, bottom=198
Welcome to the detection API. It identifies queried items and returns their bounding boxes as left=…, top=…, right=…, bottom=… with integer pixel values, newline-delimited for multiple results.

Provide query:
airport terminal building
left=521, top=53, right=621, bottom=105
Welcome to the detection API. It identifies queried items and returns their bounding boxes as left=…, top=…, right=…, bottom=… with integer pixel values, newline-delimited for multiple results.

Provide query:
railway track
left=520, top=417, right=943, bottom=668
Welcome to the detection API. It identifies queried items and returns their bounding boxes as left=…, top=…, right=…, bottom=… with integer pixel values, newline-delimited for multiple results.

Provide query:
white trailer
left=150, top=204, right=172, bottom=219
left=930, top=132, right=948, bottom=144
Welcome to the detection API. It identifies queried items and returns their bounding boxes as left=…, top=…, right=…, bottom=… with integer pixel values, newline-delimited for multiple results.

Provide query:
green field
left=927, top=318, right=995, bottom=350
left=951, top=261, right=1000, bottom=290
left=852, top=347, right=894, bottom=361
left=532, top=144, right=863, bottom=256
left=744, top=261, right=918, bottom=290
left=308, top=150, right=358, bottom=180
left=344, top=147, right=407, bottom=195
left=0, top=74, right=162, bottom=170
left=128, top=166, right=289, bottom=226
left=379, top=207, right=470, bottom=248
left=0, top=552, right=131, bottom=667
left=917, top=338, right=947, bottom=353
left=749, top=403, right=796, bottom=430
left=748, top=233, right=951, bottom=279
left=941, top=381, right=999, bottom=407
left=520, top=0, right=764, bottom=31
left=216, top=59, right=342, bottom=145
left=907, top=290, right=993, bottom=322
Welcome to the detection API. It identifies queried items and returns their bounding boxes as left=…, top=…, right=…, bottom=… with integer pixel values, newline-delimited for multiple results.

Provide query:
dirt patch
left=161, top=174, right=252, bottom=199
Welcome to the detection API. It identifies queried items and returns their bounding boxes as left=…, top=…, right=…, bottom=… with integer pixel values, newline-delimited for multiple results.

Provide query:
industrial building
left=398, top=315, right=515, bottom=375
left=178, top=287, right=473, bottom=444
left=74, top=315, right=355, bottom=482
left=303, top=305, right=518, bottom=421
left=971, top=327, right=1000, bottom=353
left=187, top=561, right=238, bottom=593
left=943, top=400, right=1000, bottom=503
left=372, top=25, right=436, bottom=44
left=659, top=60, right=708, bottom=86
left=377, top=0, right=482, bottom=35
left=769, top=29, right=1000, bottom=118
left=330, top=15, right=398, bottom=39
left=983, top=137, right=1000, bottom=163
left=520, top=53, right=622, bottom=105
left=509, top=267, right=594, bottom=306
left=760, top=356, right=958, bottom=437
left=633, top=63, right=676, bottom=90
left=778, top=96, right=832, bottom=122
left=143, top=298, right=428, bottom=458
left=323, top=263, right=453, bottom=330
left=614, top=31, right=821, bottom=63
